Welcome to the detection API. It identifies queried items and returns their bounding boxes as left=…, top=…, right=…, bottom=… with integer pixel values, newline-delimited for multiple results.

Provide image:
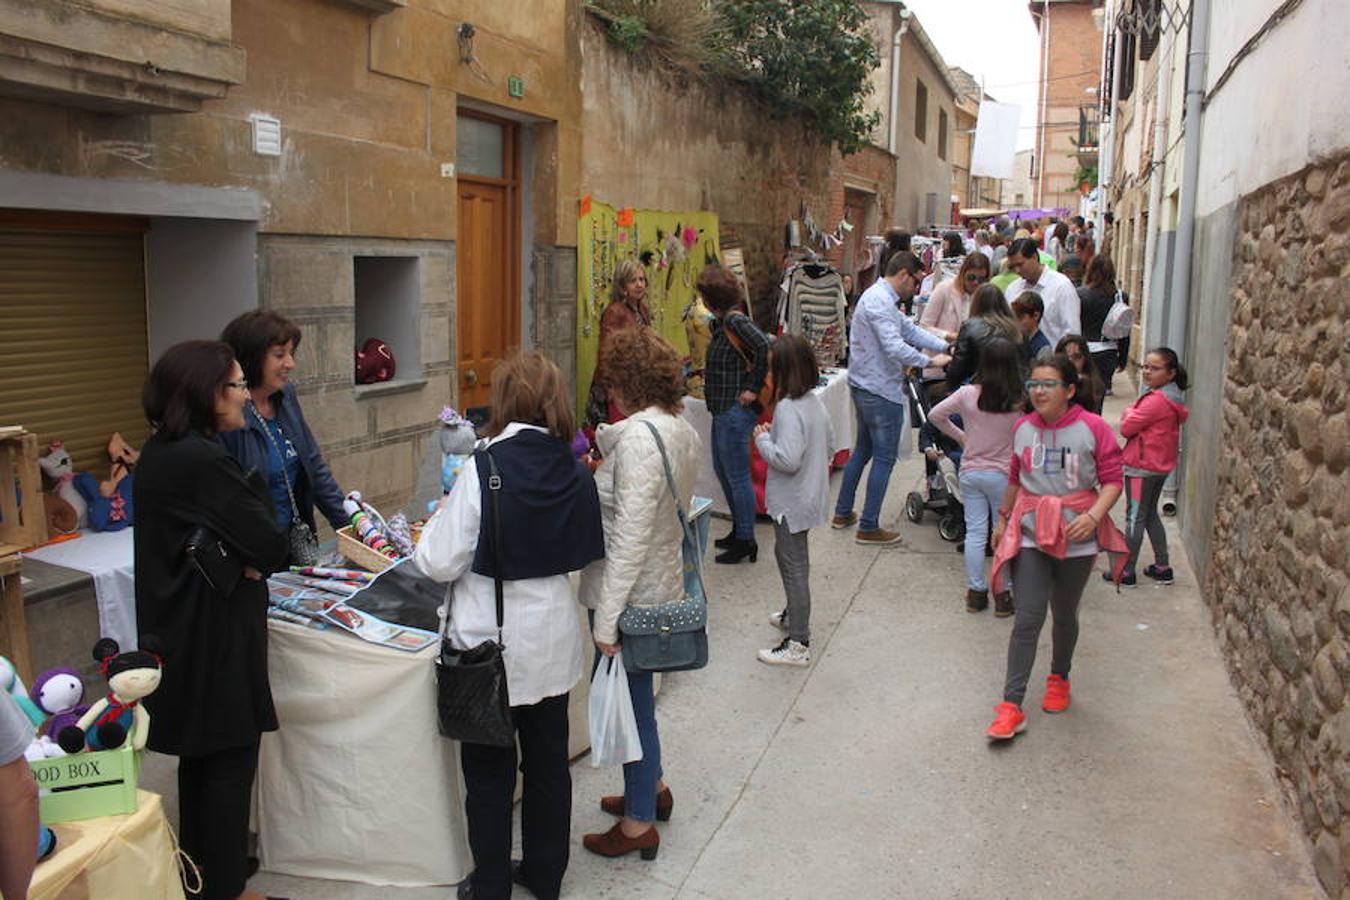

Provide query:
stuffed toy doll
left=73, top=472, right=134, bottom=532
left=31, top=667, right=88, bottom=742
left=37, top=823, right=56, bottom=862
left=57, top=638, right=162, bottom=754
left=437, top=406, right=478, bottom=496
left=0, top=656, right=44, bottom=728
left=37, top=442, right=87, bottom=531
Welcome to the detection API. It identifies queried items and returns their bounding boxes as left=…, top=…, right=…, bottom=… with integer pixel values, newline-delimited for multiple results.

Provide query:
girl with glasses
left=919, top=252, right=990, bottom=384
left=1106, top=347, right=1190, bottom=588
left=984, top=354, right=1129, bottom=742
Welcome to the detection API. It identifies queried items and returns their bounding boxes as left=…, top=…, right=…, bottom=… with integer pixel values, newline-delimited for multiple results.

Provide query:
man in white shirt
left=1003, top=237, right=1081, bottom=347
left=834, top=252, right=951, bottom=545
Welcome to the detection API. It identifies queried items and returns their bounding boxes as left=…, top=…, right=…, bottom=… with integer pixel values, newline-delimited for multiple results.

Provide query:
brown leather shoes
left=994, top=590, right=1014, bottom=617
left=582, top=821, right=659, bottom=860
left=600, top=786, right=673, bottom=821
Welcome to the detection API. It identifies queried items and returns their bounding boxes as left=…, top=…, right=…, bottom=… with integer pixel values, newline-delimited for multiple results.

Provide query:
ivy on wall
left=587, top=0, right=881, bottom=155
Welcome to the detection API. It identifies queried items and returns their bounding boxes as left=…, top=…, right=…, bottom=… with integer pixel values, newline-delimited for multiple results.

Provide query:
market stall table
left=30, top=789, right=185, bottom=900
left=23, top=528, right=137, bottom=651
left=681, top=367, right=855, bottom=515
left=255, top=618, right=471, bottom=887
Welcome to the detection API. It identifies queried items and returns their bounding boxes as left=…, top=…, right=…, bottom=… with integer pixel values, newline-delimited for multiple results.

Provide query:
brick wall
left=1036, top=1, right=1101, bottom=209
left=1209, top=153, right=1350, bottom=896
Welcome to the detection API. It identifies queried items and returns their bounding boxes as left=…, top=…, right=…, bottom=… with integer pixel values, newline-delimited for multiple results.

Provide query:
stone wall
left=1208, top=152, right=1350, bottom=897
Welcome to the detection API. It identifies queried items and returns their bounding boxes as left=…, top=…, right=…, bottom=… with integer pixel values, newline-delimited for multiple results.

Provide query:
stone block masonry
left=1208, top=151, right=1350, bottom=897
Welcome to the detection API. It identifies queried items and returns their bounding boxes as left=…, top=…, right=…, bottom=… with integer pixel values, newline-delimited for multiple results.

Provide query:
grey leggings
left=1003, top=550, right=1095, bottom=705
left=1124, top=473, right=1169, bottom=574
left=773, top=520, right=811, bottom=644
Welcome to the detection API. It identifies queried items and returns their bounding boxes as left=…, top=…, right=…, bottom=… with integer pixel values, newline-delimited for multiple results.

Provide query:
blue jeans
left=834, top=386, right=905, bottom=532
left=959, top=468, right=1008, bottom=591
left=622, top=670, right=663, bottom=822
left=711, top=403, right=758, bottom=539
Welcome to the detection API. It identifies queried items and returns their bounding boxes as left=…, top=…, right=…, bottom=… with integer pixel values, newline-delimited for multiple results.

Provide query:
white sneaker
left=758, top=638, right=810, bottom=667
left=768, top=609, right=789, bottom=631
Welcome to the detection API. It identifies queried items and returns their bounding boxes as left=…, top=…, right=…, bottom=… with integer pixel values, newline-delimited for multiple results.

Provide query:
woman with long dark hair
left=1055, top=334, right=1105, bottom=414
left=415, top=352, right=604, bottom=900
left=134, top=340, right=288, bottom=900
left=1078, top=254, right=1124, bottom=395
left=984, top=354, right=1127, bottom=742
left=930, top=339, right=1025, bottom=616
left=946, top=283, right=1023, bottom=387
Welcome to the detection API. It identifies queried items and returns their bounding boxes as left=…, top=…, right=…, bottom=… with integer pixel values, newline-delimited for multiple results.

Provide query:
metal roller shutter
left=0, top=217, right=150, bottom=475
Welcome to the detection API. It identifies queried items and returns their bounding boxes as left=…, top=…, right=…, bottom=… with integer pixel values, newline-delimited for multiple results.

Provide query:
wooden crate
left=0, top=429, right=45, bottom=555
left=0, top=553, right=30, bottom=682
left=29, top=743, right=141, bottom=824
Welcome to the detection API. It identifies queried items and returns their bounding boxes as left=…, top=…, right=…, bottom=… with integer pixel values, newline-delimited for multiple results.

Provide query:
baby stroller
left=903, top=373, right=965, bottom=543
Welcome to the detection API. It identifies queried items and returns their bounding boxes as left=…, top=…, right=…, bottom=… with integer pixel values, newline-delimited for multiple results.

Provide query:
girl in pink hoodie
left=1110, top=347, right=1190, bottom=587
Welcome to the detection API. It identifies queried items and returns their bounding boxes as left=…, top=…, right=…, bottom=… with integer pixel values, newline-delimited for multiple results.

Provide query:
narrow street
left=214, top=387, right=1323, bottom=900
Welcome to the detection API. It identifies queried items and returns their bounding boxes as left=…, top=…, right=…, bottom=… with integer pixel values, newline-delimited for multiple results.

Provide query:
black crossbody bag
left=434, top=449, right=514, bottom=748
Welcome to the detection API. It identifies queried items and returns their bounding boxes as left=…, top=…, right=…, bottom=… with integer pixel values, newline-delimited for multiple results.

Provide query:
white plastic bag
left=588, top=651, right=643, bottom=768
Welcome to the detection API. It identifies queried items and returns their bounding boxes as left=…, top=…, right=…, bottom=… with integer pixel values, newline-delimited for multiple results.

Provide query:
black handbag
left=434, top=449, right=514, bottom=748
left=618, top=422, right=709, bottom=673
left=184, top=526, right=243, bottom=596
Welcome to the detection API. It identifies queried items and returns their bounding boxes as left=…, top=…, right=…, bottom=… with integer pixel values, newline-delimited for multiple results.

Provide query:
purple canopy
left=1007, top=207, right=1072, bottom=221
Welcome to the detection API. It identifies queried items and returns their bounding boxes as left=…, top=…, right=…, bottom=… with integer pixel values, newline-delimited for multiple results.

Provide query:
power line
left=980, top=68, right=1101, bottom=90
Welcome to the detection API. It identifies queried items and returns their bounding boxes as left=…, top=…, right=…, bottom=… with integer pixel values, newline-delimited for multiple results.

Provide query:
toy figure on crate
left=56, top=638, right=161, bottom=753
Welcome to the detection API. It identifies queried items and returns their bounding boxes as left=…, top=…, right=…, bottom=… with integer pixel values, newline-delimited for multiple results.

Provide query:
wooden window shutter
left=0, top=215, right=151, bottom=475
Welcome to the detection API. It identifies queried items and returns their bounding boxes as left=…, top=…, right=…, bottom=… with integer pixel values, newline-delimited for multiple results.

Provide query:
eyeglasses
left=1025, top=379, right=1066, bottom=391
left=223, top=380, right=249, bottom=391
left=964, top=272, right=986, bottom=282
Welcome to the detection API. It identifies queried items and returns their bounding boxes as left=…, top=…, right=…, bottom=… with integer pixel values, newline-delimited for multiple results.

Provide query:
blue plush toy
left=72, top=471, right=134, bottom=532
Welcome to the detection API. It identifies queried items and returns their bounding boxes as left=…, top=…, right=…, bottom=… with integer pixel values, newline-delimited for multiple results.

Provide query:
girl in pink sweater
left=929, top=339, right=1024, bottom=616
left=1109, top=347, right=1190, bottom=587
left=985, top=354, right=1128, bottom=741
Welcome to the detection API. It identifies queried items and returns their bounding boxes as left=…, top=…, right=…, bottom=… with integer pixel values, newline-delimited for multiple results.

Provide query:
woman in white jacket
left=579, top=328, right=701, bottom=862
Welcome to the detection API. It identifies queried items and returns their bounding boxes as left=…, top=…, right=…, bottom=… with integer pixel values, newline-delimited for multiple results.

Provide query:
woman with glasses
left=219, top=311, right=348, bottom=557
left=920, top=252, right=989, bottom=383
left=1054, top=334, right=1105, bottom=414
left=984, top=354, right=1128, bottom=742
left=134, top=341, right=289, bottom=900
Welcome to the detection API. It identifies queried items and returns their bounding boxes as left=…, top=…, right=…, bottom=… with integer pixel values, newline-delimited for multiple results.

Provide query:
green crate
left=28, top=743, right=141, bottom=824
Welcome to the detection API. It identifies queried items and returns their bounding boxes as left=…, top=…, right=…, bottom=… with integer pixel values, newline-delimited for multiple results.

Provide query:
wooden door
left=456, top=112, right=519, bottom=414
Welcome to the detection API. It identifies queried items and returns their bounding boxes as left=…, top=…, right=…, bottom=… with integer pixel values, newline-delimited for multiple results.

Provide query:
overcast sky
left=899, top=0, right=1044, bottom=150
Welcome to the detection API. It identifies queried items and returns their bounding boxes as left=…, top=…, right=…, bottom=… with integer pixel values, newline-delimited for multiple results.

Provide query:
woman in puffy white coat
left=579, top=328, right=701, bottom=862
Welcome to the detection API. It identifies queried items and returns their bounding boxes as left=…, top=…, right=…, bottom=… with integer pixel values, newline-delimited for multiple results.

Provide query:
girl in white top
left=753, top=334, right=836, bottom=667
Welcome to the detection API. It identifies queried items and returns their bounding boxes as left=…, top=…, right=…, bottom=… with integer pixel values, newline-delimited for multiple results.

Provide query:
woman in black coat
left=945, top=284, right=1024, bottom=387
left=133, top=340, right=287, bottom=900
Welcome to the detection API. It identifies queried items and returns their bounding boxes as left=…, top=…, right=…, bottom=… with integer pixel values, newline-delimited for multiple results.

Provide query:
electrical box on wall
left=251, top=115, right=281, bottom=157
left=508, top=76, right=524, bottom=98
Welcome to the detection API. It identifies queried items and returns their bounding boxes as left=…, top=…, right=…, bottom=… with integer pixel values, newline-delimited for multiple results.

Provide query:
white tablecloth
left=23, top=528, right=136, bottom=650
left=256, top=619, right=471, bottom=886
left=681, top=368, right=856, bottom=515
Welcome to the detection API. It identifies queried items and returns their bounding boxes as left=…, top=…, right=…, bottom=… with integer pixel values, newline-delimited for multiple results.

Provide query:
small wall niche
left=353, top=255, right=421, bottom=386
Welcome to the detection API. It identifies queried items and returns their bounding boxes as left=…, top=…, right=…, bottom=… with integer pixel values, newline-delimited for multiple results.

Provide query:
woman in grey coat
left=752, top=335, right=835, bottom=667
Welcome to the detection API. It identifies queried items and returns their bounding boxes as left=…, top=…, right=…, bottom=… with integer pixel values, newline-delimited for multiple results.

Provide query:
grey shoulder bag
left=616, top=421, right=709, bottom=673
left=251, top=402, right=320, bottom=566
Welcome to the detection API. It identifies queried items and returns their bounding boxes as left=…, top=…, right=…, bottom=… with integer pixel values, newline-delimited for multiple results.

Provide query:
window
left=938, top=109, right=948, bottom=160
left=1139, top=0, right=1161, bottom=60
left=1118, top=29, right=1137, bottom=100
left=914, top=80, right=928, bottom=142
left=354, top=256, right=422, bottom=385
left=456, top=116, right=505, bottom=179
left=1015, top=192, right=1026, bottom=206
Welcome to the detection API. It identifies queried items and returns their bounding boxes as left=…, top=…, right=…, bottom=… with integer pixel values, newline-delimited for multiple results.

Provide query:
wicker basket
left=336, top=526, right=401, bottom=573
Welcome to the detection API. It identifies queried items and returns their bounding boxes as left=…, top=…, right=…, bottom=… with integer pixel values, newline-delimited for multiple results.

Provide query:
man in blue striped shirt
left=833, top=252, right=951, bottom=545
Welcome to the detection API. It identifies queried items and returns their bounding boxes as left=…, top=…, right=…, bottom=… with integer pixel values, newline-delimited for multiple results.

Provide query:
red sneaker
left=986, top=702, right=1026, bottom=740
left=1043, top=674, right=1071, bottom=713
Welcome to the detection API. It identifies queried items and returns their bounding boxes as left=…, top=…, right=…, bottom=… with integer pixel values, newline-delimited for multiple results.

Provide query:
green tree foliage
left=714, top=0, right=881, bottom=155
left=587, top=0, right=882, bottom=155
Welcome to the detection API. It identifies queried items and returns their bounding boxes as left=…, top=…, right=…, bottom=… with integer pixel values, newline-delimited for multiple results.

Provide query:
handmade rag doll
left=37, top=442, right=87, bottom=531
left=437, top=406, right=478, bottom=497
left=31, top=667, right=88, bottom=744
left=58, top=638, right=162, bottom=754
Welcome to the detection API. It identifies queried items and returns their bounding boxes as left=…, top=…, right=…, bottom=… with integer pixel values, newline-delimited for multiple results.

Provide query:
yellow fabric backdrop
left=575, top=199, right=720, bottom=416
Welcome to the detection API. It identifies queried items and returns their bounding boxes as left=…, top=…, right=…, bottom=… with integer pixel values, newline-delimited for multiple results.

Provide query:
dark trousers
left=1091, top=348, right=1118, bottom=393
left=460, top=692, right=571, bottom=900
left=177, top=741, right=260, bottom=900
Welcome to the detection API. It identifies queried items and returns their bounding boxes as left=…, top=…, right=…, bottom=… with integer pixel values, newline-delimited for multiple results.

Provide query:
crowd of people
left=2, top=208, right=1191, bottom=900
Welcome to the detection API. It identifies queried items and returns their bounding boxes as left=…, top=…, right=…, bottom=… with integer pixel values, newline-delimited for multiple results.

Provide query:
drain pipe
left=888, top=8, right=911, bottom=155
left=1162, top=0, right=1212, bottom=516
left=1034, top=0, right=1051, bottom=206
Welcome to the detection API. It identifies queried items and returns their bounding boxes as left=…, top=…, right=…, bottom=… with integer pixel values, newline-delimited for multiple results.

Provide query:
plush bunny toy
left=58, top=638, right=162, bottom=754
left=37, top=442, right=88, bottom=531
left=437, top=406, right=479, bottom=497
